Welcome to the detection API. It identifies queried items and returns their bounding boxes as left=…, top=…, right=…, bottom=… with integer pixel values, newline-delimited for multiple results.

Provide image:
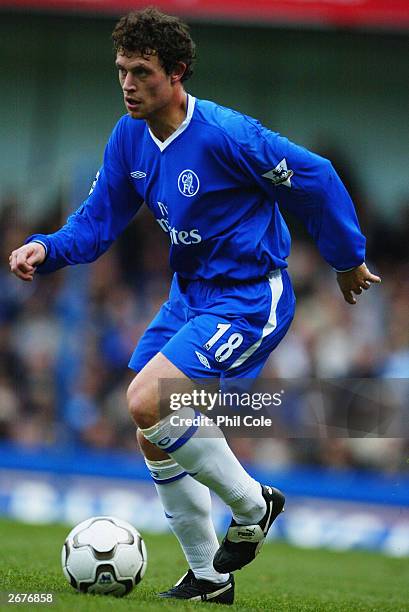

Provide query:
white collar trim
left=148, top=94, right=196, bottom=152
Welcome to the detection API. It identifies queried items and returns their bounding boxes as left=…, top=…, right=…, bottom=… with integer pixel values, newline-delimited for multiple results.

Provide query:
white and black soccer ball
left=62, top=516, right=147, bottom=597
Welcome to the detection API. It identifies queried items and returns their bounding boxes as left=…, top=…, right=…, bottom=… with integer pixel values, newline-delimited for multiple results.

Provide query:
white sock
left=141, top=409, right=266, bottom=525
left=145, top=457, right=229, bottom=583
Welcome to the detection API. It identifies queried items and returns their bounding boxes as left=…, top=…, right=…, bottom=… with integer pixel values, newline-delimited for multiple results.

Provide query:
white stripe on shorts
left=227, top=269, right=283, bottom=370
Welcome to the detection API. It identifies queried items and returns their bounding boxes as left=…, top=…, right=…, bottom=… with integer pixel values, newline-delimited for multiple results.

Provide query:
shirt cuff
left=333, top=262, right=364, bottom=273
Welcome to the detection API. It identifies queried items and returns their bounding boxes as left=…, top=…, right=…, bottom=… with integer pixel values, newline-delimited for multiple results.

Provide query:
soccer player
left=10, top=8, right=381, bottom=604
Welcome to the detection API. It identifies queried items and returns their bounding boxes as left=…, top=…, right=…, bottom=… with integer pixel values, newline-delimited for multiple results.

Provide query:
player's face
left=116, top=51, right=174, bottom=120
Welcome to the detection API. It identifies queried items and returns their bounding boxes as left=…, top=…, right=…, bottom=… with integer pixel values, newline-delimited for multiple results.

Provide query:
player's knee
left=126, top=377, right=158, bottom=429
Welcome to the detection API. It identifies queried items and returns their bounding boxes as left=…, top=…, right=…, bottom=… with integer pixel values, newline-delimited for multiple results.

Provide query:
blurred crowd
left=0, top=156, right=408, bottom=473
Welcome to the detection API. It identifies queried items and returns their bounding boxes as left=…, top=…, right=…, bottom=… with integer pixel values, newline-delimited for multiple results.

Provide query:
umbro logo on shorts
left=130, top=170, right=147, bottom=179
left=195, top=351, right=211, bottom=369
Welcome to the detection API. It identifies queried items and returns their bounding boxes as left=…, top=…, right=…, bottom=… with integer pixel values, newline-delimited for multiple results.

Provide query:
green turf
left=0, top=518, right=408, bottom=611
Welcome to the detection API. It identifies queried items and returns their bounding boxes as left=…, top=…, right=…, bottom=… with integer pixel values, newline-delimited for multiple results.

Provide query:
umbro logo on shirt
left=130, top=170, right=147, bottom=179
left=262, top=158, right=293, bottom=187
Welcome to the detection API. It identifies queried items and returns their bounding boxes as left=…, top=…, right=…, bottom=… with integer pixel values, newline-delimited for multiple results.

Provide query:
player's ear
left=170, top=62, right=187, bottom=84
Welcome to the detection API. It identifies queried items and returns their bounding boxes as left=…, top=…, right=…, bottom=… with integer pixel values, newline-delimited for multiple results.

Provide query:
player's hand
left=336, top=262, right=381, bottom=305
left=9, top=242, right=46, bottom=282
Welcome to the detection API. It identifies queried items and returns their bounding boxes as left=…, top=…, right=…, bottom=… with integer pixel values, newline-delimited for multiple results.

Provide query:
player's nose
left=122, top=74, right=136, bottom=92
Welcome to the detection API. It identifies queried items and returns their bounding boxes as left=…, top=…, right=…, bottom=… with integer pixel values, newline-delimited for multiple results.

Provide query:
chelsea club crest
left=178, top=169, right=200, bottom=197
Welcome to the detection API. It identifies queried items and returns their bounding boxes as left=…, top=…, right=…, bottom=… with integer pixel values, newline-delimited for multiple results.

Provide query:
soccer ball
left=61, top=516, right=147, bottom=596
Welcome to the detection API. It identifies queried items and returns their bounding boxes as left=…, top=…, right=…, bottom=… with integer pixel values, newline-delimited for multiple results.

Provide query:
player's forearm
left=314, top=162, right=366, bottom=271
left=25, top=213, right=113, bottom=274
left=25, top=231, right=109, bottom=274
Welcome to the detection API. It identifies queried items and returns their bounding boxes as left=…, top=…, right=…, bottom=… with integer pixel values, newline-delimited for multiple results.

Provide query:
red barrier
left=1, top=0, right=409, bottom=29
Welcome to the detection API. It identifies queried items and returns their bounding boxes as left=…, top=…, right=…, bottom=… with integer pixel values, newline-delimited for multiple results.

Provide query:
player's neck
left=146, top=90, right=188, bottom=142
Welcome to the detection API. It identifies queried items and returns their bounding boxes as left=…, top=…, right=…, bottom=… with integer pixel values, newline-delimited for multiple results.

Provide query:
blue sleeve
left=26, top=118, right=143, bottom=274
left=229, top=116, right=366, bottom=271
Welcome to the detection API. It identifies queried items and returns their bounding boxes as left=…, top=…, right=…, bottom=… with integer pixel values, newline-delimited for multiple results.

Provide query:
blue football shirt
left=28, top=95, right=366, bottom=280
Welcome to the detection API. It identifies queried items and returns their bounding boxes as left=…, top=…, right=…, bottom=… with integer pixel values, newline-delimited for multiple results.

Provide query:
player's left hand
left=336, top=262, right=381, bottom=305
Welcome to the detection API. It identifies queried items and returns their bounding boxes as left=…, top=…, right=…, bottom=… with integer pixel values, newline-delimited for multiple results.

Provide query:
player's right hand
left=9, top=242, right=47, bottom=282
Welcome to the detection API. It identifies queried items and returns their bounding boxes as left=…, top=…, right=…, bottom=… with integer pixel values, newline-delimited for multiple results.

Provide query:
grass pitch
left=1, top=518, right=408, bottom=611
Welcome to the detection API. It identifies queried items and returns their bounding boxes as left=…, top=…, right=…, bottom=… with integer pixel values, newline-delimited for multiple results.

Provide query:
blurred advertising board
left=0, top=443, right=408, bottom=556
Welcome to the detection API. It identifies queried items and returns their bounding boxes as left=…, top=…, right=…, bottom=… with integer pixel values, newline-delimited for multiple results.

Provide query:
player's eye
left=118, top=68, right=127, bottom=78
left=133, top=68, right=148, bottom=77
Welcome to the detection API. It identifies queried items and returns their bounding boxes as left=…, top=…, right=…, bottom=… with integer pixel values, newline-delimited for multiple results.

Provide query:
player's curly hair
left=112, top=7, right=196, bottom=82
